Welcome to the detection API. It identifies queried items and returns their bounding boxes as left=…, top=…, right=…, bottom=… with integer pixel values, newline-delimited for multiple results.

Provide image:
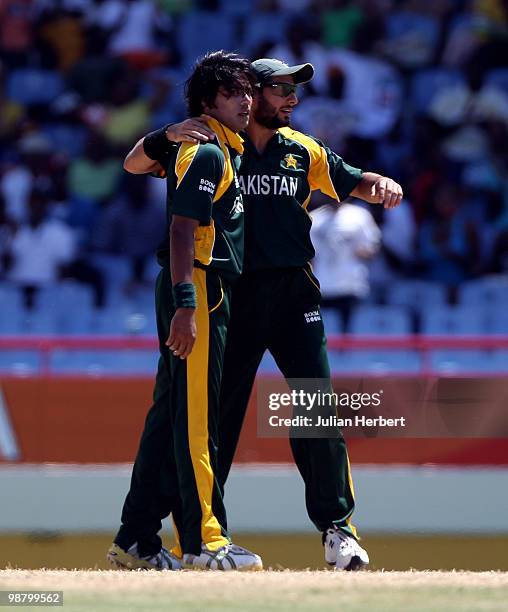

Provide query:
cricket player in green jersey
left=107, top=51, right=262, bottom=571
left=168, top=58, right=403, bottom=571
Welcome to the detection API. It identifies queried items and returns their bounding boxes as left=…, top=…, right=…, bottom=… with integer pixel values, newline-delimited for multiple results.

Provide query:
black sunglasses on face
left=262, top=82, right=299, bottom=97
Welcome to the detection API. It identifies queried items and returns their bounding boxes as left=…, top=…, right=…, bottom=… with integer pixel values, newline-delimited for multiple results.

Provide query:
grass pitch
left=1, top=570, right=507, bottom=612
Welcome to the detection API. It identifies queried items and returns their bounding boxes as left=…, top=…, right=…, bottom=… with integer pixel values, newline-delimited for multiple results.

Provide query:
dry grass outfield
left=1, top=570, right=508, bottom=612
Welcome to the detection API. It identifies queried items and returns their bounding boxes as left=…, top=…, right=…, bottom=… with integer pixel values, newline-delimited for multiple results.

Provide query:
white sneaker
left=107, top=542, right=182, bottom=571
left=183, top=543, right=263, bottom=571
left=323, top=527, right=369, bottom=571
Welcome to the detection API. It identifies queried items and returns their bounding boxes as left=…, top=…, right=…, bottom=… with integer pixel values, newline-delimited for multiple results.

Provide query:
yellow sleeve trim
left=174, top=142, right=200, bottom=188
left=213, top=141, right=234, bottom=203
left=278, top=127, right=340, bottom=201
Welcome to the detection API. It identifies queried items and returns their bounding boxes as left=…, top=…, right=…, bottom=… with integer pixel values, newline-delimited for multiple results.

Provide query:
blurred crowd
left=1, top=0, right=508, bottom=315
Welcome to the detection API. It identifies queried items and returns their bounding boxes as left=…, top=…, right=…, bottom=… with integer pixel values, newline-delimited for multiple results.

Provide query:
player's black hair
left=185, top=50, right=254, bottom=117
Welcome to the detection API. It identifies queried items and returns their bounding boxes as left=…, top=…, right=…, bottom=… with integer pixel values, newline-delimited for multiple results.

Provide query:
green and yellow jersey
left=239, top=127, right=363, bottom=271
left=156, top=117, right=244, bottom=281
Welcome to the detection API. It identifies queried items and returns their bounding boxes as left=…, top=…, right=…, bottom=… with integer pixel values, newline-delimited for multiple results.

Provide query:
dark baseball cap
left=251, top=58, right=314, bottom=85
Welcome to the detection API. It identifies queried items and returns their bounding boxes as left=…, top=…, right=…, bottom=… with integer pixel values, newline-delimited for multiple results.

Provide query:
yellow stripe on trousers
left=170, top=518, right=182, bottom=559
left=186, top=267, right=229, bottom=551
left=345, top=452, right=359, bottom=540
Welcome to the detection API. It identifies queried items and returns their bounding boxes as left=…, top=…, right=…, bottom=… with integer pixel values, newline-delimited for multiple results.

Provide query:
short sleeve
left=150, top=142, right=179, bottom=179
left=307, top=136, right=363, bottom=202
left=172, top=143, right=225, bottom=223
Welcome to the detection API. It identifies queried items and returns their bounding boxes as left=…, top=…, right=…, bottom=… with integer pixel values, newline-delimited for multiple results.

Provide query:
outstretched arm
left=305, top=135, right=403, bottom=209
left=351, top=172, right=403, bottom=209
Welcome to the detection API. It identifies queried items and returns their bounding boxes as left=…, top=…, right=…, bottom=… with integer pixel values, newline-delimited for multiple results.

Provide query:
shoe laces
left=325, top=526, right=355, bottom=553
left=210, top=544, right=232, bottom=561
left=140, top=546, right=172, bottom=569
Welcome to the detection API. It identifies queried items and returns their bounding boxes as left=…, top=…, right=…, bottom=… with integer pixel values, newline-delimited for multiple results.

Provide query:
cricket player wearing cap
left=126, top=56, right=403, bottom=571
left=168, top=57, right=403, bottom=571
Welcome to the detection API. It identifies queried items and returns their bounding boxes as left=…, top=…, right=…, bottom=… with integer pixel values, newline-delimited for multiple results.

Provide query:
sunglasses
left=262, top=82, right=299, bottom=97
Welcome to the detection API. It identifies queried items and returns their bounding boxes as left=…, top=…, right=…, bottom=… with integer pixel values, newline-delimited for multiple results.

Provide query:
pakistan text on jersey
left=239, top=174, right=298, bottom=196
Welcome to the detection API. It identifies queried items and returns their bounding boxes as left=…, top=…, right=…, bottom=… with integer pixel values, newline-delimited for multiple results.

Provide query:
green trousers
left=115, top=266, right=232, bottom=556
left=217, top=265, right=358, bottom=538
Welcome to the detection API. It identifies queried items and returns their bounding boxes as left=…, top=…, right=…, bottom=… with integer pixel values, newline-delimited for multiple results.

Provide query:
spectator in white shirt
left=310, top=200, right=381, bottom=332
left=5, top=188, right=76, bottom=307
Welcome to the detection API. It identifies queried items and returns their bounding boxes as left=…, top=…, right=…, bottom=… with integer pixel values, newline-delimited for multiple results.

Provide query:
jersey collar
left=242, top=130, right=286, bottom=155
left=206, top=117, right=244, bottom=154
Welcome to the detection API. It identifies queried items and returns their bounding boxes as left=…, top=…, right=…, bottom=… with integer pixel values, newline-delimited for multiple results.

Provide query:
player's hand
left=370, top=177, right=403, bottom=209
left=166, top=115, right=216, bottom=144
left=166, top=308, right=197, bottom=359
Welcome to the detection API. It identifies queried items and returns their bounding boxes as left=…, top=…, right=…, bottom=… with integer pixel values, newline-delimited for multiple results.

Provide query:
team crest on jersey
left=282, top=153, right=299, bottom=170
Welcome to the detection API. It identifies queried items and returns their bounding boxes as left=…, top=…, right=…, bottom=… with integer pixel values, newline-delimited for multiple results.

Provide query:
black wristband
left=173, top=282, right=197, bottom=309
left=143, top=125, right=171, bottom=160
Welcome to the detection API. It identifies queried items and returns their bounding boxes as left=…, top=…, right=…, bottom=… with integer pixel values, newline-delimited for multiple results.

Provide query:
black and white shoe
left=107, top=542, right=182, bottom=571
left=182, top=543, right=263, bottom=571
left=323, top=526, right=369, bottom=571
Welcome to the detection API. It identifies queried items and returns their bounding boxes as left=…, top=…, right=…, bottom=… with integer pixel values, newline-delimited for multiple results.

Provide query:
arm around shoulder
left=123, top=137, right=162, bottom=174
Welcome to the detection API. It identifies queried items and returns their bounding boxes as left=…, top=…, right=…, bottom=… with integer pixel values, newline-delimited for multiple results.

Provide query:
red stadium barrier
left=1, top=335, right=507, bottom=465
left=1, top=334, right=508, bottom=376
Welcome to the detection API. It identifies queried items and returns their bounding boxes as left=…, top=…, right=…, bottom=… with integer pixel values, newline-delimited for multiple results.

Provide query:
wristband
left=173, top=282, right=197, bottom=309
left=143, top=125, right=171, bottom=160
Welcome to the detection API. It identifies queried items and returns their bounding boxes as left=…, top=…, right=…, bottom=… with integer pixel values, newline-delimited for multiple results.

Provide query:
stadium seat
left=6, top=69, right=65, bottom=105
left=484, top=311, right=508, bottom=335
left=327, top=350, right=422, bottom=375
left=130, top=290, right=155, bottom=317
left=127, top=311, right=157, bottom=336
left=491, top=351, right=508, bottom=373
left=385, top=11, right=440, bottom=68
left=177, top=12, right=237, bottom=70
left=42, top=124, right=87, bottom=159
left=240, top=13, right=289, bottom=54
left=219, top=0, right=255, bottom=15
left=349, top=305, right=412, bottom=336
left=485, top=68, right=508, bottom=95
left=57, top=310, right=96, bottom=335
left=29, top=284, right=95, bottom=335
left=16, top=311, right=58, bottom=335
left=386, top=280, right=448, bottom=311
left=49, top=350, right=158, bottom=375
left=145, top=67, right=187, bottom=127
left=0, top=314, right=25, bottom=336
left=321, top=308, right=342, bottom=335
left=457, top=276, right=508, bottom=307
left=35, top=282, right=95, bottom=314
left=91, top=308, right=127, bottom=335
left=429, top=350, right=496, bottom=374
left=0, top=283, right=23, bottom=316
left=420, top=305, right=485, bottom=335
left=89, top=255, right=132, bottom=292
left=91, top=307, right=156, bottom=336
left=410, top=68, right=464, bottom=112
left=0, top=351, right=41, bottom=376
